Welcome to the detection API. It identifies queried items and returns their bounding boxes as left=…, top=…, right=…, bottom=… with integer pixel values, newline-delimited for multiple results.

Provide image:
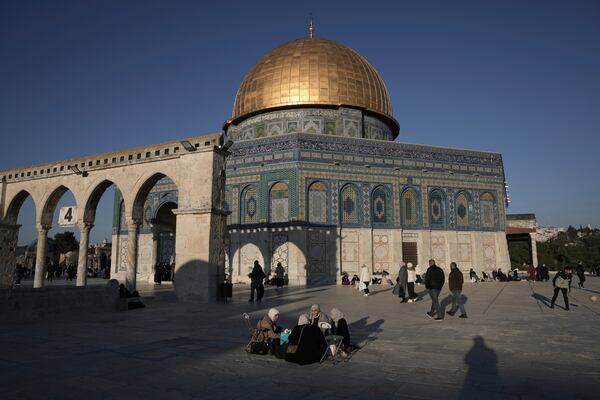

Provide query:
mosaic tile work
left=269, top=182, right=289, bottom=223
left=308, top=181, right=327, bottom=224
left=341, top=184, right=359, bottom=225
left=456, top=192, right=469, bottom=227
left=241, top=186, right=259, bottom=224
left=372, top=186, right=388, bottom=224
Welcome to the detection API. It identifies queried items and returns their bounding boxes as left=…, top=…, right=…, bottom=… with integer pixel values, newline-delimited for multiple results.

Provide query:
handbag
left=286, top=326, right=306, bottom=354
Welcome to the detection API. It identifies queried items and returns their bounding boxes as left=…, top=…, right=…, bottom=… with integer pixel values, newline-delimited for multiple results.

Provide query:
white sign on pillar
left=58, top=206, right=78, bottom=227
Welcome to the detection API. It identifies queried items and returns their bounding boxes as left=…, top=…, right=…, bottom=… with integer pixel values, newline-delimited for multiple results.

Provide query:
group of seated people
left=469, top=268, right=521, bottom=283
left=248, top=304, right=356, bottom=365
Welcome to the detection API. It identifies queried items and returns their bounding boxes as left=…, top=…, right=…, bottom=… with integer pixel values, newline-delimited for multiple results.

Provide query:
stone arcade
left=0, top=135, right=227, bottom=302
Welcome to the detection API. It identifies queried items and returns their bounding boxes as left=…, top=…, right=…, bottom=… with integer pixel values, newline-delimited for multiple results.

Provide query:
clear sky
left=2, top=0, right=599, bottom=245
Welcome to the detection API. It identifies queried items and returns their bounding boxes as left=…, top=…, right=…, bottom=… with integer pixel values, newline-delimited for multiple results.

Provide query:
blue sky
left=1, top=0, right=599, bottom=245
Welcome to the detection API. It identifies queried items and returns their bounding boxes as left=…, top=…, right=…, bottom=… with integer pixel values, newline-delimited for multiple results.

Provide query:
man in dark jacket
left=447, top=262, right=467, bottom=318
left=550, top=266, right=572, bottom=310
left=425, top=259, right=445, bottom=321
left=248, top=260, right=266, bottom=302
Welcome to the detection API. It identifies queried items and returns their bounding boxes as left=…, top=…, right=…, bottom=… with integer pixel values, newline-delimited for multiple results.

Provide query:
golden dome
left=231, top=37, right=397, bottom=129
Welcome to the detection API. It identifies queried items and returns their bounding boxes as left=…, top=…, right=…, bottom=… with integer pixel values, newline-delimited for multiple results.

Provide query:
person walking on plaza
left=447, top=262, right=467, bottom=318
left=274, top=262, right=285, bottom=289
left=360, top=264, right=371, bottom=296
left=395, top=262, right=408, bottom=302
left=528, top=264, right=537, bottom=281
left=248, top=260, right=266, bottom=302
left=576, top=262, right=586, bottom=288
left=425, top=259, right=445, bottom=321
left=406, top=262, right=418, bottom=302
left=550, top=266, right=572, bottom=310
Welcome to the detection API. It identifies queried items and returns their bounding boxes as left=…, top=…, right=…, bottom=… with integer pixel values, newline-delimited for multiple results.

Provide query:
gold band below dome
left=231, top=37, right=397, bottom=132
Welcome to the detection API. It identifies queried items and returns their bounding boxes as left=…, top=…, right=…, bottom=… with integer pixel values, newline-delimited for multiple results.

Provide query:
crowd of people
left=247, top=304, right=357, bottom=365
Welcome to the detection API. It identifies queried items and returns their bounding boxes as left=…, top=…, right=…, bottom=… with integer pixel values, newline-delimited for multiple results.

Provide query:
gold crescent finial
left=309, top=15, right=314, bottom=38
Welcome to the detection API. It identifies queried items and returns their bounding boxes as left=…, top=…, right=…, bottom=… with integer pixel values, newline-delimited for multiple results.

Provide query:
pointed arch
left=40, top=184, right=77, bottom=227
left=4, top=190, right=36, bottom=225
left=307, top=181, right=327, bottom=224
left=240, top=185, right=258, bottom=224
left=340, top=183, right=360, bottom=225
left=428, top=189, right=447, bottom=229
left=371, top=185, right=391, bottom=224
left=83, top=179, right=124, bottom=224
left=401, top=187, right=418, bottom=226
left=455, top=191, right=472, bottom=228
left=269, top=181, right=289, bottom=223
left=480, top=191, right=496, bottom=228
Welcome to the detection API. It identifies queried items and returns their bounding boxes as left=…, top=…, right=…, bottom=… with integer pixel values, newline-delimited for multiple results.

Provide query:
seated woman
left=330, top=308, right=357, bottom=353
left=254, top=308, right=284, bottom=358
left=341, top=272, right=351, bottom=285
left=469, top=268, right=480, bottom=283
left=309, top=304, right=331, bottom=326
left=285, top=314, right=327, bottom=365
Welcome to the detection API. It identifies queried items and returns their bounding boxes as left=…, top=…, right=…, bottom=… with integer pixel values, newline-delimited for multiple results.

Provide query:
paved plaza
left=2, top=277, right=600, bottom=400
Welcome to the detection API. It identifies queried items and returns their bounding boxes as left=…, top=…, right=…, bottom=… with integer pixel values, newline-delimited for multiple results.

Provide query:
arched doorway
left=153, top=201, right=177, bottom=282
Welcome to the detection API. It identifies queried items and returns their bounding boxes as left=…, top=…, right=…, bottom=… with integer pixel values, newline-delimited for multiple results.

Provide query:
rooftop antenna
left=309, top=14, right=314, bottom=38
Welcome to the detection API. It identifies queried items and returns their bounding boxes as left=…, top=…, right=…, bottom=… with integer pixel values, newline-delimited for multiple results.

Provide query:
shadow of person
left=532, top=293, right=551, bottom=307
left=348, top=317, right=384, bottom=346
left=440, top=294, right=453, bottom=313
left=459, top=336, right=500, bottom=399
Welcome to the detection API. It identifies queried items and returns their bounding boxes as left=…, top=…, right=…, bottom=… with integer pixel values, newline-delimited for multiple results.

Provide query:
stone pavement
left=1, top=277, right=600, bottom=400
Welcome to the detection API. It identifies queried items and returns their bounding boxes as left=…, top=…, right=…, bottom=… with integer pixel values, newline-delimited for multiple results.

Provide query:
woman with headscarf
left=309, top=304, right=331, bottom=326
left=285, top=314, right=327, bottom=365
left=360, top=264, right=371, bottom=296
left=330, top=308, right=353, bottom=352
left=254, top=308, right=284, bottom=357
left=406, top=263, right=418, bottom=302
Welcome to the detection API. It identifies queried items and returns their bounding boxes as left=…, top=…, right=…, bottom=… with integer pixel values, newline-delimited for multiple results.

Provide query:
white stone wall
left=228, top=227, right=511, bottom=285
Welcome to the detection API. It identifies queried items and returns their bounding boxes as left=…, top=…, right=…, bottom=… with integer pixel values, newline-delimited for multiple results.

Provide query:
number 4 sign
left=58, top=206, right=78, bottom=227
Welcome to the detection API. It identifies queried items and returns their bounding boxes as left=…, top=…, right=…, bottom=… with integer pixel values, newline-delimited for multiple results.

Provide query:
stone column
left=33, top=224, right=50, bottom=288
left=126, top=220, right=140, bottom=292
left=76, top=222, right=93, bottom=287
left=151, top=226, right=160, bottom=271
left=530, top=233, right=539, bottom=268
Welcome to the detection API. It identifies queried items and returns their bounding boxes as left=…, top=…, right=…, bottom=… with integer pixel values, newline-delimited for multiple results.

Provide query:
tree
left=53, top=231, right=79, bottom=254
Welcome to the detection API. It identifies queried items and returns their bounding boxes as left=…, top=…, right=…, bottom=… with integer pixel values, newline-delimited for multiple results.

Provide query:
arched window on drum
left=372, top=186, right=389, bottom=224
left=401, top=188, right=418, bottom=226
left=340, top=184, right=360, bottom=225
left=428, top=189, right=446, bottom=228
left=455, top=191, right=471, bottom=228
left=480, top=192, right=496, bottom=228
left=270, top=182, right=289, bottom=223
left=241, top=186, right=258, bottom=224
left=308, top=181, right=327, bottom=224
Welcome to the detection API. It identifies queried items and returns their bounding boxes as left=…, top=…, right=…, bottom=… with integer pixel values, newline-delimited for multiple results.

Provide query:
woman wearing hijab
left=330, top=308, right=354, bottom=352
left=309, top=304, right=331, bottom=326
left=406, top=263, right=418, bottom=302
left=285, top=314, right=327, bottom=365
left=255, top=308, right=284, bottom=357
left=360, top=264, right=371, bottom=296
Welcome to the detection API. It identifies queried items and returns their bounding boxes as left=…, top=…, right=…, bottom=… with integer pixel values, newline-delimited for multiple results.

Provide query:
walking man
left=576, top=262, right=586, bottom=288
left=550, top=266, right=572, bottom=310
left=248, top=260, right=266, bottom=302
left=396, top=261, right=408, bottom=302
left=425, top=259, right=445, bottom=321
left=447, top=262, right=467, bottom=318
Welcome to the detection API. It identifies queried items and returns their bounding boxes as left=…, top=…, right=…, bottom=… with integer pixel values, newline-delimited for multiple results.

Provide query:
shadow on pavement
left=458, top=336, right=500, bottom=399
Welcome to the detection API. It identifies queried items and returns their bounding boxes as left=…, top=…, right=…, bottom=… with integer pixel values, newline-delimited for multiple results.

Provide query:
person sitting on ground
left=274, top=262, right=285, bottom=289
left=330, top=308, right=357, bottom=353
left=491, top=269, right=498, bottom=281
left=511, top=269, right=521, bottom=281
left=469, top=268, right=480, bottom=283
left=496, top=268, right=508, bottom=282
left=285, top=314, right=327, bottom=365
left=341, top=272, right=350, bottom=285
left=309, top=304, right=331, bottom=326
left=118, top=284, right=145, bottom=309
left=255, top=308, right=284, bottom=358
left=351, top=274, right=360, bottom=285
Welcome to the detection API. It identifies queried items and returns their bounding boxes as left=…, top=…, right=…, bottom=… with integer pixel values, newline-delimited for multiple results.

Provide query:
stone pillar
left=173, top=208, right=224, bottom=302
left=126, top=220, right=140, bottom=292
left=0, top=222, right=20, bottom=287
left=33, top=224, right=50, bottom=288
left=530, top=233, right=539, bottom=268
left=76, top=223, right=93, bottom=287
left=151, top=227, right=160, bottom=270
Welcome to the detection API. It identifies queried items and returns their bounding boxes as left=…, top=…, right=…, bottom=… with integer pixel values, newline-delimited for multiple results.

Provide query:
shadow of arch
left=4, top=190, right=36, bottom=225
